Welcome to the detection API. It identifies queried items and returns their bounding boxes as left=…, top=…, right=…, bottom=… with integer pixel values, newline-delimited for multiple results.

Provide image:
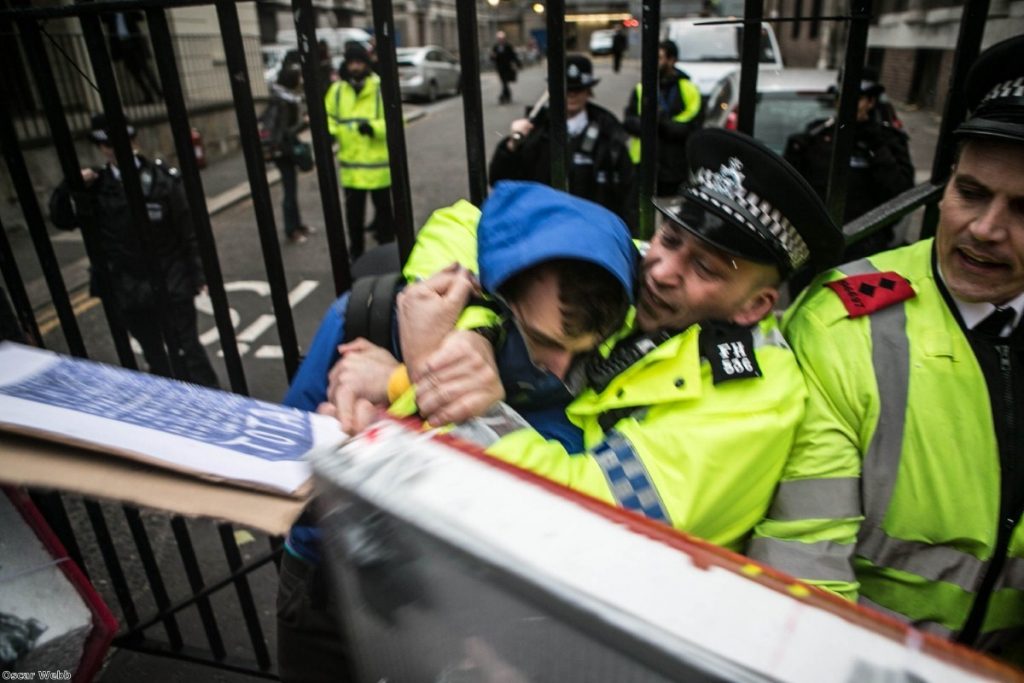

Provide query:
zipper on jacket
left=958, top=345, right=1017, bottom=646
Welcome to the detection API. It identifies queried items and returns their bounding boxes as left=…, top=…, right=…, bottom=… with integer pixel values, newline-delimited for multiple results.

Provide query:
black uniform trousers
left=120, top=298, right=219, bottom=388
left=343, top=186, right=394, bottom=261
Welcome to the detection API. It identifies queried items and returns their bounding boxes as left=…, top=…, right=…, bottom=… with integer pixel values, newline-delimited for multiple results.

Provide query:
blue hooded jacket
left=477, top=181, right=636, bottom=448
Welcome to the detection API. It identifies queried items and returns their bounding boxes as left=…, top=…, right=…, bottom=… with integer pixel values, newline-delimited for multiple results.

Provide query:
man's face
left=936, top=139, right=1024, bottom=305
left=506, top=268, right=601, bottom=380
left=346, top=58, right=368, bottom=78
left=856, top=94, right=876, bottom=122
left=635, top=219, right=780, bottom=332
left=658, top=48, right=673, bottom=74
left=566, top=88, right=590, bottom=117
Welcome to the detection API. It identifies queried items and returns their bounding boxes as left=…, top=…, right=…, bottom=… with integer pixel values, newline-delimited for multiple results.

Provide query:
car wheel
left=427, top=81, right=438, bottom=103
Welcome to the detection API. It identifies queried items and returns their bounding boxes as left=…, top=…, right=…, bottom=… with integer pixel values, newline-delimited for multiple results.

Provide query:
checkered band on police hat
left=687, top=159, right=811, bottom=270
left=956, top=36, right=1024, bottom=144
left=657, top=129, right=843, bottom=277
left=981, top=76, right=1024, bottom=104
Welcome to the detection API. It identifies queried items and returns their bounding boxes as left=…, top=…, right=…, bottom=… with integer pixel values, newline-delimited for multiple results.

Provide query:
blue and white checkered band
left=982, top=77, right=1024, bottom=103
left=689, top=158, right=811, bottom=270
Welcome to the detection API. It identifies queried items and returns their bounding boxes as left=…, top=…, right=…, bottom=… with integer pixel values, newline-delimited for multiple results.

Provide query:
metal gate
left=0, top=0, right=995, bottom=677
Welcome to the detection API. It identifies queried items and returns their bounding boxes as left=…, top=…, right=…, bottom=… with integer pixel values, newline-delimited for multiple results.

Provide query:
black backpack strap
left=344, top=272, right=403, bottom=350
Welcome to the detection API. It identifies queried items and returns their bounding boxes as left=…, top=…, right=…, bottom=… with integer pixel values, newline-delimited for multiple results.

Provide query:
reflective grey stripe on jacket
left=339, top=161, right=390, bottom=169
left=746, top=537, right=857, bottom=583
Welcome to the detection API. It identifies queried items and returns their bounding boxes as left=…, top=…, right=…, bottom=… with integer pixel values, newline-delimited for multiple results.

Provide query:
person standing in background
left=49, top=115, right=219, bottom=388
left=269, top=65, right=312, bottom=245
left=623, top=40, right=702, bottom=197
left=611, top=28, right=627, bottom=74
left=325, top=43, right=394, bottom=261
left=491, top=31, right=521, bottom=105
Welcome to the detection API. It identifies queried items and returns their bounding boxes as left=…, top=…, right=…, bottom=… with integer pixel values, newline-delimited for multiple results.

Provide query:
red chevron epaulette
left=825, top=271, right=915, bottom=318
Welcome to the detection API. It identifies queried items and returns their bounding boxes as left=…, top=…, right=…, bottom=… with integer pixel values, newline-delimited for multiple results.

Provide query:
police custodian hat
left=955, top=35, right=1024, bottom=144
left=653, top=128, right=844, bottom=278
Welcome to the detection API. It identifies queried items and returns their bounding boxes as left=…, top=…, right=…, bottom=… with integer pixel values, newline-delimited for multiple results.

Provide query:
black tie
left=974, top=307, right=1014, bottom=337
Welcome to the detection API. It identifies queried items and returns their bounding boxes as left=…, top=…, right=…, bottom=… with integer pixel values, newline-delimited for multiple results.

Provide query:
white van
left=274, top=26, right=372, bottom=59
left=660, top=18, right=783, bottom=100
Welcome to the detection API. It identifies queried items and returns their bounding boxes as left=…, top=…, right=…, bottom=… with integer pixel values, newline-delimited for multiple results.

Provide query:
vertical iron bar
left=736, top=1, right=763, bottom=136
left=123, top=506, right=184, bottom=650
left=0, top=214, right=42, bottom=346
left=215, top=0, right=301, bottom=380
left=217, top=524, right=271, bottom=670
left=456, top=0, right=487, bottom=206
left=545, top=0, right=567, bottom=190
left=17, top=15, right=137, bottom=368
left=84, top=499, right=139, bottom=628
left=147, top=8, right=249, bottom=395
left=370, top=0, right=416, bottom=263
left=170, top=516, right=227, bottom=660
left=0, top=84, right=87, bottom=359
left=28, top=491, right=87, bottom=577
left=291, top=0, right=352, bottom=295
left=79, top=10, right=177, bottom=374
left=637, top=0, right=660, bottom=238
left=921, top=0, right=990, bottom=239
left=825, top=0, right=871, bottom=227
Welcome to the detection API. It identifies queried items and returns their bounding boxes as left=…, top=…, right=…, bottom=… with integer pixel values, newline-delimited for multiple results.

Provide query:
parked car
left=396, top=46, right=461, bottom=102
left=660, top=18, right=783, bottom=104
left=589, top=29, right=617, bottom=56
left=706, top=68, right=904, bottom=154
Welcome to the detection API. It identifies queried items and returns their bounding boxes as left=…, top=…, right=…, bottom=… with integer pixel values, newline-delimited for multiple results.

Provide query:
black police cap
left=955, top=35, right=1024, bottom=145
left=565, top=54, right=600, bottom=90
left=88, top=113, right=135, bottom=145
left=653, top=129, right=844, bottom=278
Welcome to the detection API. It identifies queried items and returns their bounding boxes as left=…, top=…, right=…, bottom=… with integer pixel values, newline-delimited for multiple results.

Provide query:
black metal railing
left=0, top=0, right=992, bottom=677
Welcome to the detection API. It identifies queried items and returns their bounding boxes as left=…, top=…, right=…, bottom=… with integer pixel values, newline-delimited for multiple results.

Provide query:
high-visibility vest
left=485, top=315, right=805, bottom=552
left=628, top=78, right=702, bottom=165
left=749, top=238, right=1024, bottom=661
left=324, top=74, right=390, bottom=189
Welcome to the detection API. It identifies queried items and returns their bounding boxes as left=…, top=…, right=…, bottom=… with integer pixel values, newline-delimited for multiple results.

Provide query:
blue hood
left=478, top=181, right=637, bottom=301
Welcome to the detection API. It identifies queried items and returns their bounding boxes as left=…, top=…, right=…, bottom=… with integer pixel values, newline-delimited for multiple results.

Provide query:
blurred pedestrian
left=102, top=12, right=162, bottom=104
left=611, top=27, right=627, bottom=73
left=49, top=114, right=219, bottom=387
left=325, top=43, right=394, bottom=261
left=268, top=65, right=313, bottom=245
left=490, top=31, right=521, bottom=105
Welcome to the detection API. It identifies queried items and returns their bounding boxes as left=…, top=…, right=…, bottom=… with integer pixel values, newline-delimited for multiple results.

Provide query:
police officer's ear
left=730, top=282, right=779, bottom=328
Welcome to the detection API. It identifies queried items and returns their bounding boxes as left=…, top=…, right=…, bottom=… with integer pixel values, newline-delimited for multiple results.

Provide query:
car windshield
left=677, top=26, right=776, bottom=64
left=755, top=92, right=834, bottom=154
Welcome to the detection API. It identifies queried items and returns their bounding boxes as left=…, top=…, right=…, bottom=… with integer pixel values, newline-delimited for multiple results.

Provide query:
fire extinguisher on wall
left=191, top=127, right=207, bottom=169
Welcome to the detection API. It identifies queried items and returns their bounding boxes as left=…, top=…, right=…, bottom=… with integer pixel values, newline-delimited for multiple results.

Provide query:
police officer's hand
left=415, top=330, right=504, bottom=427
left=357, top=121, right=374, bottom=138
left=326, top=338, right=400, bottom=434
left=397, top=264, right=478, bottom=383
left=80, top=168, right=99, bottom=186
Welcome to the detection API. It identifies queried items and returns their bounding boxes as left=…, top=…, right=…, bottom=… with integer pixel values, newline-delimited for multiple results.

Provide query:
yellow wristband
left=386, top=364, right=411, bottom=403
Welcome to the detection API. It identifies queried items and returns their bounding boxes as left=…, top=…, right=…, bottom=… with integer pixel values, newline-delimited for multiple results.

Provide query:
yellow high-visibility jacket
left=749, top=239, right=1024, bottom=662
left=325, top=74, right=390, bottom=189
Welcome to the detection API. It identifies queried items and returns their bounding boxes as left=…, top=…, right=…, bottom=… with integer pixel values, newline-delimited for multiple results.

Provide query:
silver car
left=397, top=46, right=461, bottom=102
left=705, top=68, right=839, bottom=154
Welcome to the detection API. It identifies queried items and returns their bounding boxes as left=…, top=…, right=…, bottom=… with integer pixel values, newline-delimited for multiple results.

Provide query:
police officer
left=325, top=42, right=393, bottom=261
left=623, top=39, right=702, bottom=197
left=749, top=36, right=1024, bottom=662
left=489, top=54, right=636, bottom=230
left=784, top=67, right=914, bottom=260
left=49, top=114, right=218, bottom=388
left=409, top=129, right=844, bottom=552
